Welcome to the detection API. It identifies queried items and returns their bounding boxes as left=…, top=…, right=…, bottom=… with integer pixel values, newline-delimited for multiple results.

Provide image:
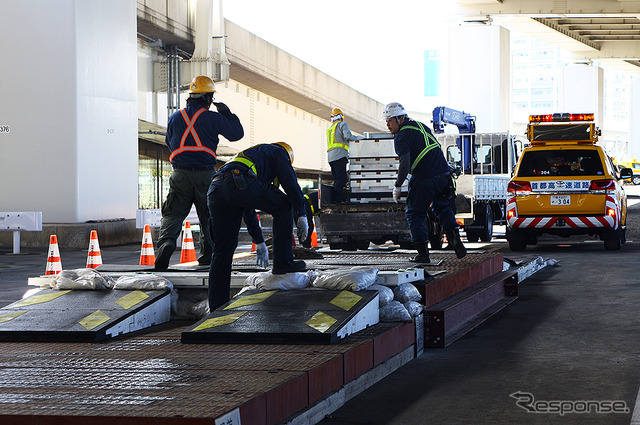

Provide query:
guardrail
left=0, top=212, right=42, bottom=254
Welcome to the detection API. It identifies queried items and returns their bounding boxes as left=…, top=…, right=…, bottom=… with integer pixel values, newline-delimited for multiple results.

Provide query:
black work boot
left=409, top=242, right=430, bottom=263
left=154, top=243, right=175, bottom=269
left=272, top=260, right=306, bottom=275
left=445, top=228, right=467, bottom=259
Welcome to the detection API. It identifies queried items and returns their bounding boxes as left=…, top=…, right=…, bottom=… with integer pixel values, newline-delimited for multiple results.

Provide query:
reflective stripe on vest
left=304, top=194, right=316, bottom=215
left=169, top=108, right=217, bottom=162
left=402, top=121, right=441, bottom=173
left=326, top=122, right=349, bottom=151
left=229, top=151, right=280, bottom=187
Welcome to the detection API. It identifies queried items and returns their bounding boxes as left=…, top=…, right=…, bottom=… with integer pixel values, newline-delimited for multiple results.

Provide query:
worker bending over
left=326, top=108, right=362, bottom=203
left=155, top=76, right=244, bottom=269
left=207, top=142, right=308, bottom=311
left=383, top=102, right=466, bottom=263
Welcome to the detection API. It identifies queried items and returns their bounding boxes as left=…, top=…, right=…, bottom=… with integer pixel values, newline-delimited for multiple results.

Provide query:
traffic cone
left=311, top=230, right=319, bottom=247
left=139, top=224, right=156, bottom=265
left=180, top=221, right=197, bottom=263
left=45, top=235, right=62, bottom=275
left=86, top=230, right=102, bottom=269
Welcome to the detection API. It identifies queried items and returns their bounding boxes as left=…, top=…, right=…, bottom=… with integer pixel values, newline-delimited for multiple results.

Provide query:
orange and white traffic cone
left=180, top=221, right=197, bottom=263
left=311, top=230, right=319, bottom=247
left=86, top=230, right=102, bottom=269
left=139, top=224, right=156, bottom=266
left=45, top=235, right=62, bottom=275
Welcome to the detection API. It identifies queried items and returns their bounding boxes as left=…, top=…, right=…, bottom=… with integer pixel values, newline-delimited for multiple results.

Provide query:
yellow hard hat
left=331, top=108, right=343, bottom=116
left=272, top=142, right=294, bottom=164
left=189, top=76, right=216, bottom=94
left=330, top=108, right=344, bottom=123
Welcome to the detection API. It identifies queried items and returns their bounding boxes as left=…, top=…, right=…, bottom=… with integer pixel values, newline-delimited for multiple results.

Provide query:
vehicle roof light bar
left=529, top=113, right=595, bottom=123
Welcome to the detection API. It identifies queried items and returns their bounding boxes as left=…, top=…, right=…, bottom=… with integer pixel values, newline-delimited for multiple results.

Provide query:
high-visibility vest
left=169, top=108, right=217, bottom=162
left=401, top=121, right=442, bottom=173
left=326, top=122, right=349, bottom=152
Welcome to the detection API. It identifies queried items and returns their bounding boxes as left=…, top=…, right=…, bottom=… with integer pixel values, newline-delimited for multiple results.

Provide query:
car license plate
left=550, top=195, right=571, bottom=206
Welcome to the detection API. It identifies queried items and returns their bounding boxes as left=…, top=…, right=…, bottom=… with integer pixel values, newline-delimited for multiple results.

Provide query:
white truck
left=317, top=130, right=521, bottom=249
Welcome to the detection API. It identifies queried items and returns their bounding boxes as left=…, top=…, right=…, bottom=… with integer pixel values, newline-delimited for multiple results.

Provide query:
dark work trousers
left=207, top=171, right=295, bottom=310
left=329, top=157, right=348, bottom=203
left=302, top=208, right=315, bottom=248
left=405, top=174, right=457, bottom=243
left=157, top=168, right=215, bottom=264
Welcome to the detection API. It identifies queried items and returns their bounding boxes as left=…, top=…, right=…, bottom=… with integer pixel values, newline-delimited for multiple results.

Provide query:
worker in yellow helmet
left=206, top=142, right=308, bottom=310
left=326, top=108, right=363, bottom=203
left=155, top=76, right=244, bottom=270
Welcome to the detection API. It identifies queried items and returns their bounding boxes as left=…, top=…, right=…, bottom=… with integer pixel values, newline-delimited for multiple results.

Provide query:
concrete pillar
left=560, top=64, right=604, bottom=128
left=0, top=0, right=138, bottom=223
left=447, top=24, right=511, bottom=132
left=630, top=78, right=640, bottom=160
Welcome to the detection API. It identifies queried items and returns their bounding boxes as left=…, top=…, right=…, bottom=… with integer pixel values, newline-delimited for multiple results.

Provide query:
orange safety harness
left=169, top=108, right=217, bottom=162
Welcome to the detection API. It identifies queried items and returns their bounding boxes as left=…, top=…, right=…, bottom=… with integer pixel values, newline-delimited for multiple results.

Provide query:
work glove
left=213, top=102, right=232, bottom=116
left=392, top=186, right=402, bottom=203
left=255, top=242, right=269, bottom=268
left=296, top=216, right=309, bottom=244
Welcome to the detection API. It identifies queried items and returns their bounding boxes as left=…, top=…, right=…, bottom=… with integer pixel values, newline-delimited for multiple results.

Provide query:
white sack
left=244, top=271, right=311, bottom=290
left=403, top=301, right=425, bottom=318
left=379, top=301, right=412, bottom=322
left=53, top=268, right=115, bottom=290
left=114, top=274, right=174, bottom=291
left=310, top=267, right=378, bottom=291
left=369, top=284, right=394, bottom=307
left=393, top=283, right=422, bottom=303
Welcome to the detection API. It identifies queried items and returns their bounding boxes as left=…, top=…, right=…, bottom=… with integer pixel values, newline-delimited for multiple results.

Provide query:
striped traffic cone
left=180, top=221, right=197, bottom=263
left=311, top=230, right=319, bottom=247
left=139, top=224, right=156, bottom=265
left=45, top=235, right=62, bottom=275
left=86, top=230, right=102, bottom=269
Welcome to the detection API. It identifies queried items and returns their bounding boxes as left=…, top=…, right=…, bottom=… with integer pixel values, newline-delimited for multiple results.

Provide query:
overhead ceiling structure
left=454, top=0, right=640, bottom=74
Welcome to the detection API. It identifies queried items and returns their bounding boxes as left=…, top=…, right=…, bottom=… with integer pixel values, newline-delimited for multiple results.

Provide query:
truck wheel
left=633, top=175, right=640, bottom=185
left=342, top=238, right=358, bottom=251
left=507, top=228, right=527, bottom=251
left=466, top=232, right=480, bottom=243
left=356, top=240, right=370, bottom=250
left=479, top=204, right=494, bottom=242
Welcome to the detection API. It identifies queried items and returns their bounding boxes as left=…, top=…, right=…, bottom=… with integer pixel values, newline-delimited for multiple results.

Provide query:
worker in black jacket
left=383, top=102, right=466, bottom=263
left=302, top=190, right=320, bottom=248
left=155, top=76, right=244, bottom=269
left=206, top=142, right=308, bottom=310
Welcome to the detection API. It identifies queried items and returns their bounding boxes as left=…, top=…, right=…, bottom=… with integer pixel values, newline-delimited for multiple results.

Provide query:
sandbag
left=392, top=283, right=422, bottom=303
left=309, top=267, right=378, bottom=291
left=379, top=301, right=412, bottom=322
left=53, top=268, right=115, bottom=290
left=403, top=300, right=425, bottom=318
left=244, top=271, right=311, bottom=290
left=369, top=284, right=394, bottom=307
left=113, top=274, right=174, bottom=291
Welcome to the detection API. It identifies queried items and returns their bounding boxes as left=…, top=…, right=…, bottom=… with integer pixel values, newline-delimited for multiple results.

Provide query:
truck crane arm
left=432, top=106, right=476, bottom=134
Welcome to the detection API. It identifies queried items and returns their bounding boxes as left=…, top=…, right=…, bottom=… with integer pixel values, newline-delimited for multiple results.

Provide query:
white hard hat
left=382, top=102, right=407, bottom=120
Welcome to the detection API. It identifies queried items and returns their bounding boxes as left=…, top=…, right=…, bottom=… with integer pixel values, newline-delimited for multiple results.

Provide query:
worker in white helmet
left=155, top=75, right=244, bottom=269
left=383, top=102, right=466, bottom=263
left=207, top=142, right=308, bottom=310
left=326, top=108, right=363, bottom=203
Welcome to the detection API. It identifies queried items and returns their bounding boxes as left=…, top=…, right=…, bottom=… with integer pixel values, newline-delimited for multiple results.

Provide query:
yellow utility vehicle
left=506, top=113, right=632, bottom=251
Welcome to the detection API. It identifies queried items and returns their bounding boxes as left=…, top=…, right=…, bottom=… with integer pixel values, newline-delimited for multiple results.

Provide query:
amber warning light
left=529, top=113, right=595, bottom=123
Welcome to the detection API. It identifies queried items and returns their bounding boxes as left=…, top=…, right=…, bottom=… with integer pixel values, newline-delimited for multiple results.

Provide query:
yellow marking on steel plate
left=116, top=290, right=149, bottom=309
left=223, top=290, right=277, bottom=310
left=193, top=311, right=247, bottom=331
left=330, top=290, right=362, bottom=311
left=79, top=310, right=110, bottom=330
left=306, top=311, right=337, bottom=333
left=7, top=290, right=71, bottom=309
left=0, top=311, right=27, bottom=323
